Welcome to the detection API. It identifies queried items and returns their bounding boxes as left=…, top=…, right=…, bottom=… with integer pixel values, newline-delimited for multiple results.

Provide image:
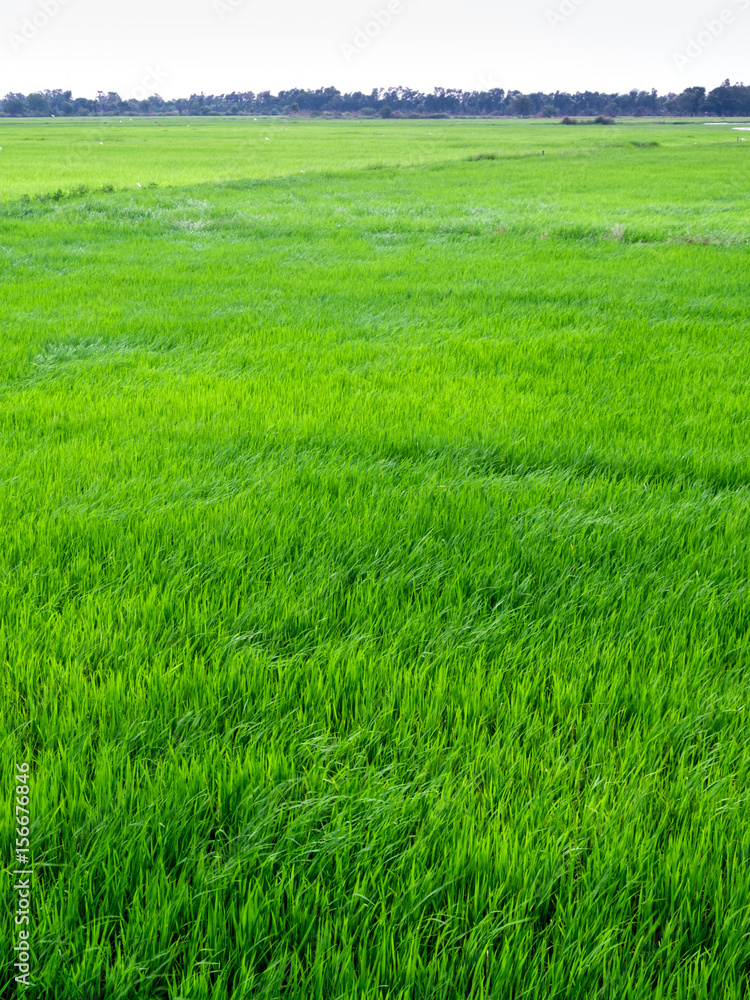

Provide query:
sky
left=1, top=0, right=747, bottom=100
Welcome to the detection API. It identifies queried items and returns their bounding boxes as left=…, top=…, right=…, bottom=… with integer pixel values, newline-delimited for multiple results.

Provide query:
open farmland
left=1, top=117, right=749, bottom=999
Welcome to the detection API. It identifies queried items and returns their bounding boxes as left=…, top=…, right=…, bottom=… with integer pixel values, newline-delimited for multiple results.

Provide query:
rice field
left=1, top=117, right=749, bottom=999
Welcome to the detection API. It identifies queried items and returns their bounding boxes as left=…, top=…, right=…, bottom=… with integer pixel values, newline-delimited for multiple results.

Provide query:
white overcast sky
left=1, top=0, right=747, bottom=99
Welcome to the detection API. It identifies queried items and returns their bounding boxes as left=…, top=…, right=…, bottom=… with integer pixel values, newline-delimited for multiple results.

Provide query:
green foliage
left=6, top=82, right=750, bottom=118
left=1, top=117, right=749, bottom=998
left=25, top=92, right=49, bottom=115
left=2, top=94, right=26, bottom=116
left=511, top=95, right=535, bottom=117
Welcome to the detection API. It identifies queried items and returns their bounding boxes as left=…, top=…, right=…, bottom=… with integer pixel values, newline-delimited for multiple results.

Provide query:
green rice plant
left=0, top=117, right=749, bottom=999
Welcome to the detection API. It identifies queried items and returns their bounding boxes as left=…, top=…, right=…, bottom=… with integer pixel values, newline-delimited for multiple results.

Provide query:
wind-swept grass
left=0, top=118, right=749, bottom=999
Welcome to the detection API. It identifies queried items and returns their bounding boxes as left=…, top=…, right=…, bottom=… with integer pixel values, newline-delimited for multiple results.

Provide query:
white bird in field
left=137, top=183, right=142, bottom=188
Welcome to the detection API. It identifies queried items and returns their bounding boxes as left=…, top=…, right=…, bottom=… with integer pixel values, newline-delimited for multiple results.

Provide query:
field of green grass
left=1, top=117, right=749, bottom=999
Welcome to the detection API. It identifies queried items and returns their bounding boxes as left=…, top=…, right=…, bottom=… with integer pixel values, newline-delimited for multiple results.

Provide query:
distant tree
left=94, top=91, right=122, bottom=115
left=4, top=80, right=744, bottom=121
left=26, top=92, right=50, bottom=114
left=705, top=81, right=750, bottom=116
left=674, top=86, right=706, bottom=116
left=511, top=95, right=535, bottom=117
left=3, top=94, right=26, bottom=116
left=552, top=92, right=574, bottom=115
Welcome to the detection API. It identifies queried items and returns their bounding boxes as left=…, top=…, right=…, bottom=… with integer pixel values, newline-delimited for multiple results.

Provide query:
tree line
left=2, top=81, right=749, bottom=119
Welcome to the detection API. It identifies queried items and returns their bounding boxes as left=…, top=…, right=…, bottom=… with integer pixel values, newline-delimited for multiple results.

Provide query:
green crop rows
left=1, top=117, right=749, bottom=999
